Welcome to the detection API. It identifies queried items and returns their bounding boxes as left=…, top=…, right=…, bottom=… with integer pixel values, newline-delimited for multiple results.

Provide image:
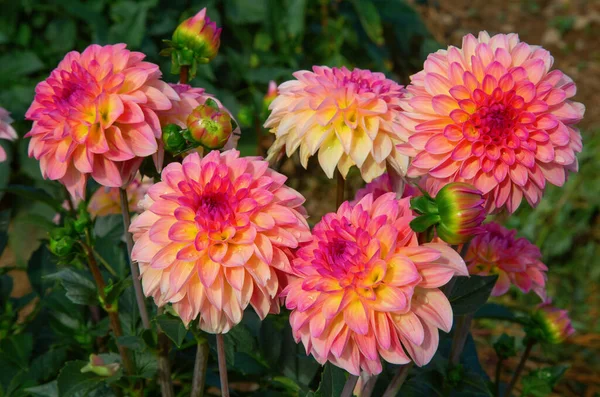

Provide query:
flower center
left=195, top=192, right=234, bottom=228
left=472, top=103, right=516, bottom=143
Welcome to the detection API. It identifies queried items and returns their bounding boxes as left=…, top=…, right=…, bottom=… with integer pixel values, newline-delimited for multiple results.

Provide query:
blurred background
left=0, top=0, right=597, bottom=396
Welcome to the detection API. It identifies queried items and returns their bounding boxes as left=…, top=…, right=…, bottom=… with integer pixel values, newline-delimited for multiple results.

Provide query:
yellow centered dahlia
left=25, top=44, right=178, bottom=198
left=398, top=32, right=585, bottom=213
left=265, top=66, right=409, bottom=182
left=130, top=150, right=311, bottom=333
left=283, top=193, right=468, bottom=375
left=466, top=222, right=547, bottom=300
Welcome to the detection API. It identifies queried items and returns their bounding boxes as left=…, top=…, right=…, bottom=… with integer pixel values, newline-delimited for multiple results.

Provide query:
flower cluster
left=130, top=150, right=311, bottom=333
left=265, top=66, right=409, bottom=182
left=26, top=44, right=178, bottom=198
left=466, top=222, right=547, bottom=299
left=283, top=193, right=467, bottom=375
left=398, top=31, right=584, bottom=213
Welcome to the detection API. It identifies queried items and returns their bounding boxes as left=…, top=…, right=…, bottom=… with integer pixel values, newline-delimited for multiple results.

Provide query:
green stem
left=382, top=363, right=412, bottom=397
left=504, top=340, right=535, bottom=397
left=495, top=358, right=504, bottom=397
left=340, top=375, right=359, bottom=397
left=216, top=334, right=230, bottom=397
left=449, top=313, right=473, bottom=366
left=92, top=248, right=118, bottom=277
left=190, top=338, right=210, bottom=397
left=119, top=187, right=151, bottom=330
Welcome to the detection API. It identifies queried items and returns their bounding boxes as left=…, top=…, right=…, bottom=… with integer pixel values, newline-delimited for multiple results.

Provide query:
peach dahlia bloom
left=25, top=44, right=178, bottom=198
left=466, top=222, right=547, bottom=300
left=0, top=108, right=18, bottom=162
left=130, top=150, right=311, bottom=333
left=399, top=32, right=584, bottom=213
left=283, top=193, right=468, bottom=375
left=265, top=66, right=409, bottom=182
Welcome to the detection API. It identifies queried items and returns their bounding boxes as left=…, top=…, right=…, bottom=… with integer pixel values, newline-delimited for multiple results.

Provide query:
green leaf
left=25, top=381, right=59, bottom=397
left=1, top=185, right=64, bottom=212
left=57, top=361, right=106, bottom=397
left=133, top=350, right=158, bottom=378
left=105, top=276, right=132, bottom=305
left=0, top=51, right=44, bottom=84
left=155, top=314, right=187, bottom=348
left=475, top=303, right=517, bottom=322
left=45, top=269, right=98, bottom=306
left=29, top=347, right=68, bottom=382
left=450, top=275, right=498, bottom=316
left=0, top=209, right=10, bottom=257
left=224, top=0, right=267, bottom=24
left=286, top=0, right=307, bottom=38
left=520, top=365, right=569, bottom=397
left=94, top=214, right=124, bottom=239
left=27, top=245, right=57, bottom=296
left=351, top=0, right=385, bottom=46
left=117, top=335, right=146, bottom=352
left=313, top=363, right=347, bottom=397
left=227, top=323, right=256, bottom=356
left=0, top=333, right=33, bottom=369
left=109, top=0, right=157, bottom=48
left=45, top=18, right=77, bottom=53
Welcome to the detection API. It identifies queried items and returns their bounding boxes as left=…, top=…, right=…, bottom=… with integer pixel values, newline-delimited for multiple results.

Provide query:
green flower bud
left=162, top=124, right=187, bottom=153
left=186, top=104, right=232, bottom=150
left=81, top=354, right=120, bottom=377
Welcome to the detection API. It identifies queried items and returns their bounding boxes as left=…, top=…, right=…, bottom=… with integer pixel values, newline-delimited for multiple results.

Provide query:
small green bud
left=162, top=124, right=188, bottom=153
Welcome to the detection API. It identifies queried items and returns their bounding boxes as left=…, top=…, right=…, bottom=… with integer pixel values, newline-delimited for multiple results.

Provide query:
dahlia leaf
left=449, top=275, right=498, bottom=316
left=155, top=314, right=187, bottom=348
left=45, top=269, right=97, bottom=306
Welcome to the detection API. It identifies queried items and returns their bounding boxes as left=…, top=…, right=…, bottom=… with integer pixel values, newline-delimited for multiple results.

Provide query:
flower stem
left=360, top=375, right=378, bottom=397
left=382, top=363, right=412, bottom=397
left=81, top=237, right=134, bottom=375
left=336, top=170, right=345, bottom=208
left=216, top=334, right=230, bottom=397
left=340, top=375, right=358, bottom=397
left=495, top=358, right=504, bottom=397
left=180, top=65, right=189, bottom=85
left=191, top=338, right=210, bottom=397
left=504, top=340, right=535, bottom=397
left=449, top=313, right=473, bottom=366
left=119, top=187, right=151, bottom=330
left=157, top=323, right=175, bottom=397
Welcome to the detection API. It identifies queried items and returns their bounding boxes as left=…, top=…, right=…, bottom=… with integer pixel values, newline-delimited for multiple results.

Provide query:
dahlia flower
left=157, top=84, right=240, bottom=154
left=466, top=222, right=547, bottom=299
left=0, top=108, right=17, bottom=162
left=265, top=66, right=409, bottom=182
left=399, top=31, right=585, bottom=213
left=25, top=44, right=178, bottom=198
left=129, top=150, right=311, bottom=333
left=89, top=174, right=151, bottom=217
left=283, top=193, right=468, bottom=375
left=350, top=173, right=419, bottom=205
left=529, top=300, right=574, bottom=344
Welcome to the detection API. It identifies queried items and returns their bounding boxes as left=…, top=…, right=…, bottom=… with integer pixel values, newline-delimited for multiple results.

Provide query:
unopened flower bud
left=186, top=104, right=232, bottom=150
left=81, top=354, right=120, bottom=377
left=50, top=236, right=75, bottom=257
left=528, top=301, right=574, bottom=344
left=172, top=8, right=221, bottom=64
left=162, top=124, right=187, bottom=153
left=435, top=183, right=485, bottom=244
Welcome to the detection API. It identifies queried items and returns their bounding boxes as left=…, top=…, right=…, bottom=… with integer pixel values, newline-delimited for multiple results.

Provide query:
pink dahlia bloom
left=265, top=66, right=409, bottom=182
left=466, top=222, right=547, bottom=299
left=129, top=149, right=311, bottom=333
left=398, top=31, right=585, bottom=213
left=0, top=108, right=18, bottom=162
left=25, top=44, right=179, bottom=198
left=351, top=173, right=420, bottom=205
left=283, top=193, right=468, bottom=375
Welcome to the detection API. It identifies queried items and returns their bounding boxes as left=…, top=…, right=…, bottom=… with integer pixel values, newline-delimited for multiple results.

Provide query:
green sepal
left=409, top=213, right=440, bottom=233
